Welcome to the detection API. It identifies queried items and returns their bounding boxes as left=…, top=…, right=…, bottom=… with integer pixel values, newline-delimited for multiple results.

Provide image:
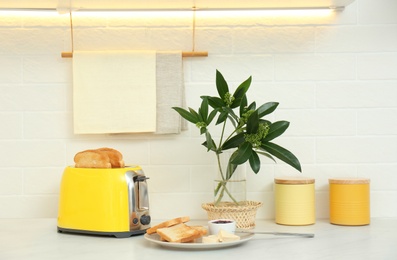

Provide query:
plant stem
left=217, top=120, right=228, bottom=153
left=214, top=152, right=240, bottom=206
left=216, top=153, right=225, bottom=181
left=214, top=181, right=239, bottom=205
left=213, top=110, right=243, bottom=206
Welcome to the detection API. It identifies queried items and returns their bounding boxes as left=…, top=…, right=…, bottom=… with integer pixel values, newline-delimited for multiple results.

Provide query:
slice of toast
left=146, top=216, right=190, bottom=235
left=184, top=225, right=208, bottom=243
left=97, top=147, right=125, bottom=168
left=190, top=226, right=208, bottom=236
left=158, top=225, right=207, bottom=242
left=74, top=150, right=111, bottom=168
left=157, top=223, right=202, bottom=243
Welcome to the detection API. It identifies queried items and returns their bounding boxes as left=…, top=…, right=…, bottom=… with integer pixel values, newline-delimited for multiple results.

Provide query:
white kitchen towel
left=73, top=50, right=157, bottom=134
left=155, top=51, right=187, bottom=134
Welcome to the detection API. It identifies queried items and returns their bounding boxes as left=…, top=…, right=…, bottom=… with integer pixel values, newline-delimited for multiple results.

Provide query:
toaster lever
left=136, top=176, right=149, bottom=182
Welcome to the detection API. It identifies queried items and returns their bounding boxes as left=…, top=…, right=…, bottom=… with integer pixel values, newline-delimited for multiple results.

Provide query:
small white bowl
left=208, top=219, right=236, bottom=235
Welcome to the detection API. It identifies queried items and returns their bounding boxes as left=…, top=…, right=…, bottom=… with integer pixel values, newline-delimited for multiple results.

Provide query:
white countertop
left=1, top=218, right=396, bottom=260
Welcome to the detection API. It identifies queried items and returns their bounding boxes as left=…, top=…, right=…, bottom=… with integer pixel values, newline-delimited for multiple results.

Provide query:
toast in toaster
left=97, top=147, right=125, bottom=168
left=74, top=150, right=112, bottom=168
left=74, top=148, right=125, bottom=168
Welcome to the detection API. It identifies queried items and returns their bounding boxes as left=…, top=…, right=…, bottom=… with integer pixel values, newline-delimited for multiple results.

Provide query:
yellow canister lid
left=275, top=177, right=315, bottom=185
left=329, top=178, right=370, bottom=184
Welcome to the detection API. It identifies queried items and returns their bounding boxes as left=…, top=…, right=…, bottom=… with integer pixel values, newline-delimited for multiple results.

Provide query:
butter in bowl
left=203, top=219, right=240, bottom=243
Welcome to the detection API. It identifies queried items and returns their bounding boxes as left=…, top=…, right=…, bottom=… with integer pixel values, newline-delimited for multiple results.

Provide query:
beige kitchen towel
left=73, top=50, right=157, bottom=134
left=155, top=51, right=187, bottom=134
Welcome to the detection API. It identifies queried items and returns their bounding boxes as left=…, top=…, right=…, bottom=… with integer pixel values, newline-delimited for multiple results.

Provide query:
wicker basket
left=201, top=201, right=263, bottom=229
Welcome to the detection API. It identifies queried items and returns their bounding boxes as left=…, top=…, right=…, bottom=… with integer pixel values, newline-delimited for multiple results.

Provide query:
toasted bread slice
left=184, top=225, right=208, bottom=242
left=157, top=223, right=202, bottom=243
left=190, top=226, right=208, bottom=236
left=97, top=147, right=125, bottom=168
left=159, top=227, right=204, bottom=242
left=74, top=150, right=111, bottom=168
left=146, top=216, right=190, bottom=235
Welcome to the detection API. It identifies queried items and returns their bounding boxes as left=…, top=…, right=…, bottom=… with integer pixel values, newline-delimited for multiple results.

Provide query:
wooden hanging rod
left=61, top=51, right=208, bottom=58
left=182, top=51, right=208, bottom=57
left=61, top=6, right=208, bottom=58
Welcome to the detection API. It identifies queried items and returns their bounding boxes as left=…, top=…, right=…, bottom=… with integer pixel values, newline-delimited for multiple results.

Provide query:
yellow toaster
left=57, top=166, right=151, bottom=238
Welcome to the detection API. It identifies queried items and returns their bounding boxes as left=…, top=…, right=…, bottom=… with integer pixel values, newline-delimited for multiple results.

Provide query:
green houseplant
left=173, top=70, right=301, bottom=207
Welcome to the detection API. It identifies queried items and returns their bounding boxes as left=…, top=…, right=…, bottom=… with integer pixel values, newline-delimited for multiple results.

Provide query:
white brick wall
left=0, top=0, right=396, bottom=220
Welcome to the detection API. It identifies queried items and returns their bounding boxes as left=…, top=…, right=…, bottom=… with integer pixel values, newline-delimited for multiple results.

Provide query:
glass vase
left=213, top=151, right=247, bottom=206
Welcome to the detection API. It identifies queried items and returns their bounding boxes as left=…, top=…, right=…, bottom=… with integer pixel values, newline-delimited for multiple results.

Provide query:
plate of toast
left=144, top=216, right=254, bottom=250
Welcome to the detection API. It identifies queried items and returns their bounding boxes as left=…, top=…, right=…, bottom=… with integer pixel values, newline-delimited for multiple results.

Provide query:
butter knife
left=237, top=230, right=315, bottom=238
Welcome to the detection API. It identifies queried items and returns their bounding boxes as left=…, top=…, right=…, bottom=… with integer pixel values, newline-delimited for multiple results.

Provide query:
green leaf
left=202, top=139, right=217, bottom=152
left=260, top=142, right=302, bottom=172
left=216, top=70, right=229, bottom=100
left=224, top=107, right=239, bottom=125
left=257, top=102, right=279, bottom=118
left=263, top=121, right=290, bottom=142
left=226, top=152, right=238, bottom=179
left=203, top=96, right=225, bottom=109
left=239, top=95, right=248, bottom=117
left=222, top=133, right=245, bottom=150
left=172, top=107, right=199, bottom=124
left=256, top=150, right=277, bottom=163
left=205, top=131, right=215, bottom=151
left=207, top=109, right=218, bottom=125
left=222, top=107, right=239, bottom=128
left=199, top=97, right=209, bottom=121
left=189, top=107, right=202, bottom=121
left=249, top=151, right=261, bottom=173
left=216, top=110, right=228, bottom=125
left=227, top=114, right=238, bottom=129
left=246, top=110, right=259, bottom=134
left=247, top=101, right=256, bottom=111
left=231, top=76, right=252, bottom=108
left=231, top=142, right=253, bottom=165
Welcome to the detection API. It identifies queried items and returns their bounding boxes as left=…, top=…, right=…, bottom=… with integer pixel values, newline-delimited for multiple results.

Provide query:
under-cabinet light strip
left=0, top=6, right=345, bottom=12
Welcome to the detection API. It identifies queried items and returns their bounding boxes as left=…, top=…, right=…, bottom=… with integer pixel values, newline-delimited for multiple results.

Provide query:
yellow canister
left=274, top=177, right=315, bottom=225
left=329, top=178, right=370, bottom=226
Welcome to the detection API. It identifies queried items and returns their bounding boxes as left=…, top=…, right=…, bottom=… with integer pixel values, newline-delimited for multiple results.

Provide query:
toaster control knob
left=140, top=215, right=151, bottom=225
left=132, top=218, right=139, bottom=225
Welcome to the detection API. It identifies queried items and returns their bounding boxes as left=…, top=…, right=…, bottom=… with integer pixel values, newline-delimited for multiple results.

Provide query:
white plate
left=144, top=232, right=254, bottom=250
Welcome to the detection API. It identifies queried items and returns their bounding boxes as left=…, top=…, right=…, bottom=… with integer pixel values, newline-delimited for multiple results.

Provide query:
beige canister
left=329, top=178, right=370, bottom=226
left=274, top=177, right=315, bottom=225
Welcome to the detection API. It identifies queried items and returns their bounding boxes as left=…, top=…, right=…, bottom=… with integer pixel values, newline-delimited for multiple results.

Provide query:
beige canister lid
left=329, top=178, right=370, bottom=184
left=275, top=176, right=315, bottom=184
